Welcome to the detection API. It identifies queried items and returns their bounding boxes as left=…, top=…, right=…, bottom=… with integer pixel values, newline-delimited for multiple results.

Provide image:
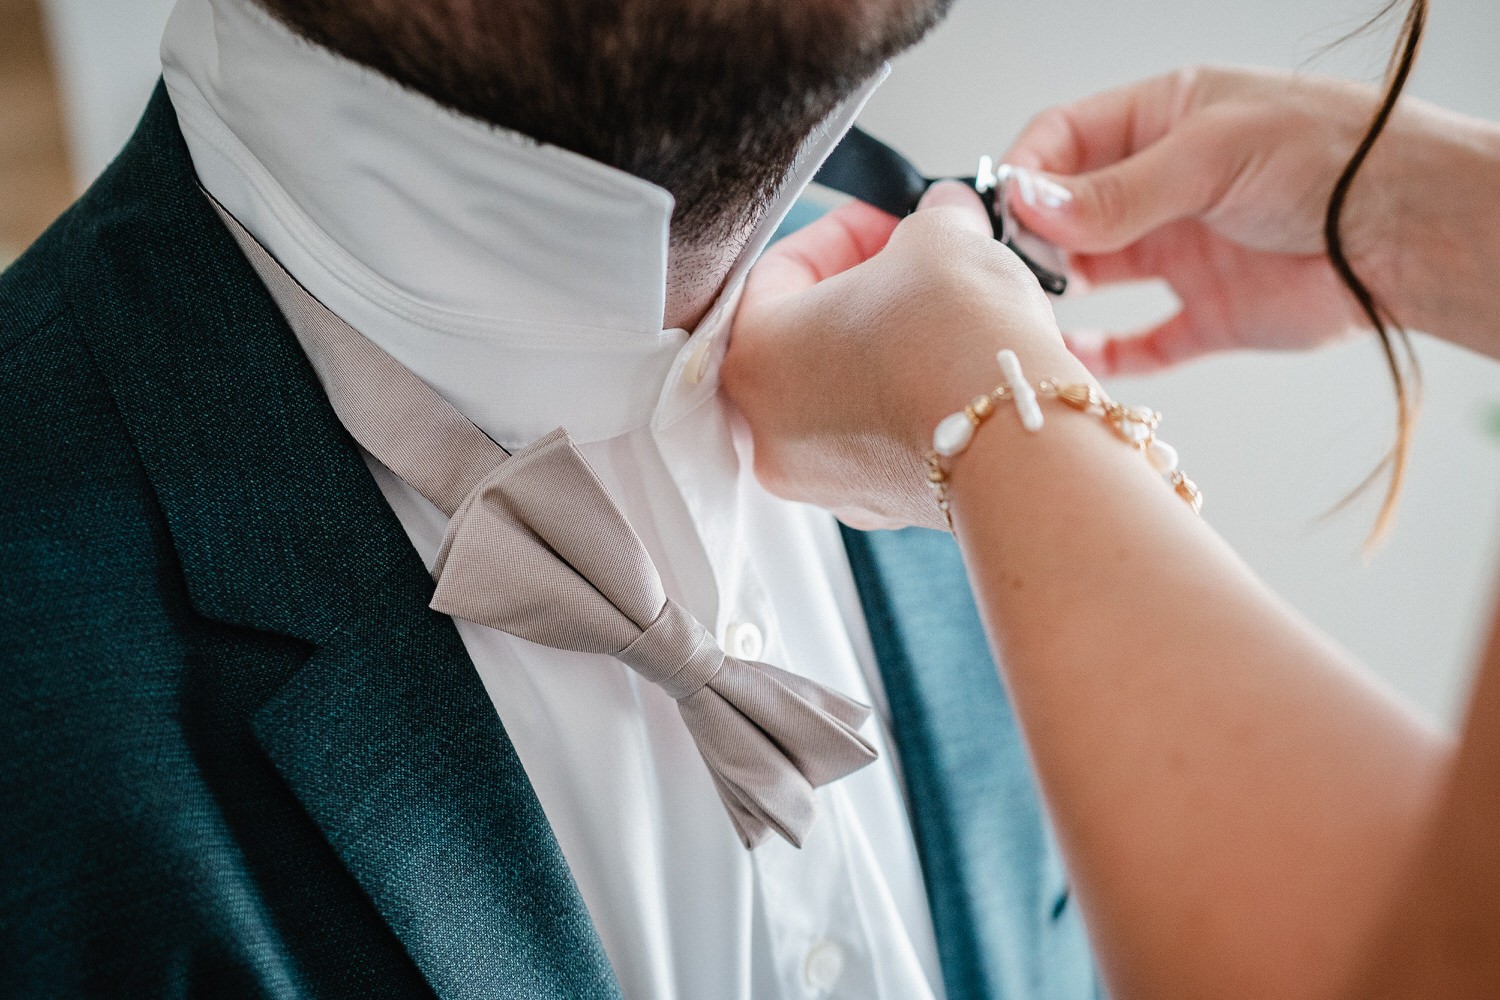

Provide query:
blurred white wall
left=42, top=0, right=1500, bottom=725
left=41, top=0, right=176, bottom=187
left=861, top=0, right=1500, bottom=725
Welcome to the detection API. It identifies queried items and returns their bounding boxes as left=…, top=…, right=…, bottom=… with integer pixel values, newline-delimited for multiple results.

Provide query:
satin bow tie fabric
left=210, top=198, right=879, bottom=849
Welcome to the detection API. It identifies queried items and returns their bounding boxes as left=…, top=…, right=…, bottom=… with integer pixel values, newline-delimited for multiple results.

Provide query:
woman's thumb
left=914, top=179, right=994, bottom=235
left=1011, top=126, right=1223, bottom=254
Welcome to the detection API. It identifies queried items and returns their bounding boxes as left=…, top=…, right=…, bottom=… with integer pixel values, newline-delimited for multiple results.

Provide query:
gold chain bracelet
left=924, top=350, right=1203, bottom=531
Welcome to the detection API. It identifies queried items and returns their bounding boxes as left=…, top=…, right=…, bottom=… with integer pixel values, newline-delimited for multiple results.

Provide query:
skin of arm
left=944, top=370, right=1447, bottom=1000
left=1344, top=605, right=1500, bottom=999
left=1364, top=112, right=1500, bottom=361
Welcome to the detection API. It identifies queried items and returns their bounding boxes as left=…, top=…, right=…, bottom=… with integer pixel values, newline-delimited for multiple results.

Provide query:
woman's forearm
left=1347, top=603, right=1500, bottom=998
left=945, top=387, right=1451, bottom=1000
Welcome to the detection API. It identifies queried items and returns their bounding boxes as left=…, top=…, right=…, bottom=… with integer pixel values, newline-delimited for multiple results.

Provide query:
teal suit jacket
left=0, top=85, right=1098, bottom=999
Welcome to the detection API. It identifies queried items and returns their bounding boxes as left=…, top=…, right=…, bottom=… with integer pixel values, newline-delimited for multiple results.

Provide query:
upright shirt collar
left=160, top=0, right=885, bottom=446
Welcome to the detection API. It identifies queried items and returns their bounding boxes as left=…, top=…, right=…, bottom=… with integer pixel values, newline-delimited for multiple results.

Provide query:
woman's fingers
left=1008, top=117, right=1235, bottom=255
left=1003, top=68, right=1246, bottom=257
left=1065, top=311, right=1206, bottom=377
left=912, top=178, right=994, bottom=231
left=1003, top=71, right=1186, bottom=175
left=745, top=199, right=901, bottom=302
left=744, top=180, right=999, bottom=319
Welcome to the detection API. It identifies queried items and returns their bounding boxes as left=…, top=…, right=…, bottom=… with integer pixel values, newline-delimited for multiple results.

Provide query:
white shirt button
left=683, top=332, right=717, bottom=385
left=803, top=939, right=846, bottom=994
left=724, top=621, right=765, bottom=661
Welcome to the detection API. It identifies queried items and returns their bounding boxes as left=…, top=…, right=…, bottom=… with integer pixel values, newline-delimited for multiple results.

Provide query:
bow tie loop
left=709, top=658, right=877, bottom=787
left=675, top=657, right=877, bottom=847
left=619, top=601, right=726, bottom=700
left=429, top=429, right=657, bottom=653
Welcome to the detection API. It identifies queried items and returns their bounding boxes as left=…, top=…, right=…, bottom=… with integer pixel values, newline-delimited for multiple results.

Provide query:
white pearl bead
left=1147, top=439, right=1179, bottom=473
left=1120, top=420, right=1151, bottom=445
left=996, top=349, right=1044, bottom=433
left=933, top=412, right=975, bottom=456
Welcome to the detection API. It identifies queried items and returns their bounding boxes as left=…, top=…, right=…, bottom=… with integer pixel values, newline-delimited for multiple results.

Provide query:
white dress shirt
left=161, top=3, right=945, bottom=998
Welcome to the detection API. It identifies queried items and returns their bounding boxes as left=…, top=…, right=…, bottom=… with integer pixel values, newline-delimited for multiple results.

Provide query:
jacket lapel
left=841, top=525, right=1084, bottom=1000
left=67, top=83, right=618, bottom=1000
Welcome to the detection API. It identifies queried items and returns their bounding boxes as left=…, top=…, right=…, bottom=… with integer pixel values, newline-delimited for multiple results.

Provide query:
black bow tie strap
left=815, top=126, right=1069, bottom=296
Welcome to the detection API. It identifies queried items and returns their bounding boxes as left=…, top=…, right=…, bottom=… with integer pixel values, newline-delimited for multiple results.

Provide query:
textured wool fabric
left=0, top=85, right=617, bottom=999
left=0, top=84, right=1102, bottom=999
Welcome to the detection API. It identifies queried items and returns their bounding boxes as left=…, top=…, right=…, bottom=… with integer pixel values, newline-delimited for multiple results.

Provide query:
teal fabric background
left=0, top=84, right=1098, bottom=998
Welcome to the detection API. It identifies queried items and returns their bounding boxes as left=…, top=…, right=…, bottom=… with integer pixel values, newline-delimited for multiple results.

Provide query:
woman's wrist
left=906, top=329, right=1092, bottom=456
left=1356, top=105, right=1500, bottom=359
left=909, top=337, right=1207, bottom=537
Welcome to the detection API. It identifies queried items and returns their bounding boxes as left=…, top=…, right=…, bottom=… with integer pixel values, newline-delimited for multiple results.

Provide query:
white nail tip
left=1013, top=168, right=1039, bottom=208
left=1036, top=177, right=1074, bottom=208
left=1004, top=164, right=1073, bottom=210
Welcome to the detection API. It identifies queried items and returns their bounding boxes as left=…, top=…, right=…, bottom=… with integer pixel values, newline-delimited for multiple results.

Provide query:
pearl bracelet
left=924, top=349, right=1203, bottom=531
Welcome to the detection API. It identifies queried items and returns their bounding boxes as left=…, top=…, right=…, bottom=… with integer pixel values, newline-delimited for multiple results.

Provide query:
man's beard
left=257, top=0, right=956, bottom=247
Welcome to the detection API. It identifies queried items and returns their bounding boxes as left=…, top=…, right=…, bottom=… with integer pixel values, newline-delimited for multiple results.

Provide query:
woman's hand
left=1004, top=65, right=1500, bottom=370
left=724, top=183, right=1089, bottom=531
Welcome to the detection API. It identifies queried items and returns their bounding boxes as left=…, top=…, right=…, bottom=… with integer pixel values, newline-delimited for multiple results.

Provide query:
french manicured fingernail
left=1034, top=174, right=1074, bottom=209
left=1013, top=166, right=1039, bottom=207
left=1011, top=166, right=1074, bottom=210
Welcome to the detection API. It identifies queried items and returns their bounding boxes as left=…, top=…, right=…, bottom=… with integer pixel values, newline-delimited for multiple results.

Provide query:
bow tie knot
left=620, top=601, right=726, bottom=700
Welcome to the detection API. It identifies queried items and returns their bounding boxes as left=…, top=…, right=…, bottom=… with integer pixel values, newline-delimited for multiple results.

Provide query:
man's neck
left=665, top=232, right=753, bottom=331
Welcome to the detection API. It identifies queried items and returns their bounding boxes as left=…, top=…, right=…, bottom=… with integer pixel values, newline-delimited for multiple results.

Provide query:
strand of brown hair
left=1323, top=0, right=1428, bottom=552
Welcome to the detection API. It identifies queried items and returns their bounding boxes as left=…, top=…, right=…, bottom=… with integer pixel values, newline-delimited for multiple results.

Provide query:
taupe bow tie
left=212, top=198, right=879, bottom=848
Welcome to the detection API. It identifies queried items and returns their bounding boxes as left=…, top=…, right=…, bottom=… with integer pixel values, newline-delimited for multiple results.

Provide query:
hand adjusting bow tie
left=817, top=126, right=1070, bottom=296
left=209, top=198, right=879, bottom=849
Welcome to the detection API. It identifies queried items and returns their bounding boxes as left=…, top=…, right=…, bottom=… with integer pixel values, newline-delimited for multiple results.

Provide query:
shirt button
left=683, top=333, right=716, bottom=385
left=724, top=621, right=765, bottom=661
left=803, top=939, right=845, bottom=994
